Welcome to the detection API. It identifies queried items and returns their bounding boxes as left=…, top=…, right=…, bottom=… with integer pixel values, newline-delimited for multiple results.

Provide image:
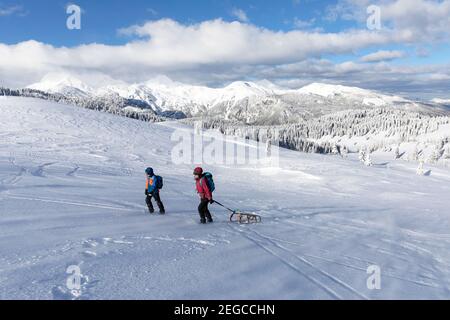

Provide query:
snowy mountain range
left=25, top=74, right=449, bottom=125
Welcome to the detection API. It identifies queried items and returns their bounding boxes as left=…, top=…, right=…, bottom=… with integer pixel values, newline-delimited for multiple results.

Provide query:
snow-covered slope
left=26, top=75, right=447, bottom=124
left=1, top=96, right=450, bottom=299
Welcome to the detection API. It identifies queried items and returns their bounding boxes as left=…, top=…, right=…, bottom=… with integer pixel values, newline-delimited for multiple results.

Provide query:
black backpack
left=155, top=175, right=163, bottom=189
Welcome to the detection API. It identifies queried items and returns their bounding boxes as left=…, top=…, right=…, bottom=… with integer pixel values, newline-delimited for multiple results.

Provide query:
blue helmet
left=145, top=167, right=154, bottom=176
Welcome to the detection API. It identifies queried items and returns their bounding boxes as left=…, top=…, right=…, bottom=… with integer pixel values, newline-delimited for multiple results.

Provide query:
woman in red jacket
left=193, top=167, right=214, bottom=224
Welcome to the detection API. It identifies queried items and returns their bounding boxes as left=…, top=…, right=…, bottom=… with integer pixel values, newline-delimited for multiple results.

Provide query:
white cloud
left=230, top=8, right=249, bottom=23
left=381, top=0, right=450, bottom=40
left=360, top=50, right=405, bottom=62
left=326, top=0, right=450, bottom=41
left=0, top=13, right=449, bottom=97
left=116, top=18, right=412, bottom=67
left=325, top=0, right=370, bottom=22
left=293, top=17, right=316, bottom=29
left=0, top=5, right=26, bottom=16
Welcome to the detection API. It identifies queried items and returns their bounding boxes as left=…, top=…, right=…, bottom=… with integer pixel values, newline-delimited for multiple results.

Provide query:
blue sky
left=0, top=0, right=449, bottom=98
left=0, top=0, right=338, bottom=46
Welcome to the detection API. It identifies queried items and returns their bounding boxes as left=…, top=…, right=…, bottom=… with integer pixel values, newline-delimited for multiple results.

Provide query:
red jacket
left=196, top=176, right=212, bottom=200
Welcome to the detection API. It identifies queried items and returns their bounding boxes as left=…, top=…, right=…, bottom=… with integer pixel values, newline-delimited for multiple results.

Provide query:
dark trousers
left=146, top=192, right=165, bottom=213
left=198, top=199, right=213, bottom=221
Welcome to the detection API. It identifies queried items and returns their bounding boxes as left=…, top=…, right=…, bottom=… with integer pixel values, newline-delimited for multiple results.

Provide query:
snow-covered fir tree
left=364, top=151, right=373, bottom=166
left=359, top=148, right=366, bottom=163
left=416, top=160, right=426, bottom=176
left=341, top=145, right=349, bottom=158
left=331, top=144, right=339, bottom=155
left=266, top=138, right=272, bottom=157
left=444, top=145, right=450, bottom=159
left=409, top=144, right=420, bottom=162
left=429, top=143, right=443, bottom=163
left=394, top=145, right=400, bottom=159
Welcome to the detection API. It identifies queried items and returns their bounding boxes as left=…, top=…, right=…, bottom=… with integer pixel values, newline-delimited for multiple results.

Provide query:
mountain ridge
left=25, top=74, right=450, bottom=124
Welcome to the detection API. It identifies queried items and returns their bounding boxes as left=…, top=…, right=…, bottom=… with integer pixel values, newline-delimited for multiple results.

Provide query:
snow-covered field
left=1, top=97, right=450, bottom=300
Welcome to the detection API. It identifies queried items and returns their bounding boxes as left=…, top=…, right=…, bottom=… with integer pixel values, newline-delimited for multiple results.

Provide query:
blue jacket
left=146, top=175, right=158, bottom=194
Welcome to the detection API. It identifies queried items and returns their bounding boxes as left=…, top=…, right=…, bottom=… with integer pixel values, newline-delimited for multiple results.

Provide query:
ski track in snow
left=4, top=194, right=139, bottom=212
left=225, top=224, right=368, bottom=300
left=1, top=97, right=450, bottom=299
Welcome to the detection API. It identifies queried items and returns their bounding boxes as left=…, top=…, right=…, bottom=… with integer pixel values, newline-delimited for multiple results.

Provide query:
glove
left=209, top=199, right=214, bottom=204
left=145, top=190, right=148, bottom=196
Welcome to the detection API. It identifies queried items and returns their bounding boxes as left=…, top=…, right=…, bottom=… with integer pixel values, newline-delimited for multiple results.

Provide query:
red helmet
left=193, top=167, right=203, bottom=175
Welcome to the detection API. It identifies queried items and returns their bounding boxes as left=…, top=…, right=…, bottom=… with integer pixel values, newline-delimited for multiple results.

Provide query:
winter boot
left=206, top=210, right=213, bottom=223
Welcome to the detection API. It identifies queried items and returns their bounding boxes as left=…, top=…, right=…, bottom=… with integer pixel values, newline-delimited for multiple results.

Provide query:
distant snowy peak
left=432, top=98, right=450, bottom=105
left=28, top=74, right=94, bottom=98
left=297, top=83, right=370, bottom=97
left=297, top=83, right=404, bottom=100
left=223, top=81, right=273, bottom=93
left=254, top=79, right=285, bottom=92
left=96, top=84, right=158, bottom=105
left=297, top=82, right=408, bottom=104
left=215, top=81, right=276, bottom=102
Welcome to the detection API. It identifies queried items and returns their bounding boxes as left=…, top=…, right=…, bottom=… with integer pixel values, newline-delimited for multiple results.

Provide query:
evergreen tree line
left=183, top=109, right=450, bottom=156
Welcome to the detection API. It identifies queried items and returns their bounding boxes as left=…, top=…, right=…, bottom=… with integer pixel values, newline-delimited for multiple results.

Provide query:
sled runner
left=229, top=211, right=262, bottom=224
left=213, top=201, right=262, bottom=224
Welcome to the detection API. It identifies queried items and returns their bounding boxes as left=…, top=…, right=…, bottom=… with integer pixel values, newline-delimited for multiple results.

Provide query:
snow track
left=227, top=225, right=368, bottom=299
left=4, top=194, right=138, bottom=212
